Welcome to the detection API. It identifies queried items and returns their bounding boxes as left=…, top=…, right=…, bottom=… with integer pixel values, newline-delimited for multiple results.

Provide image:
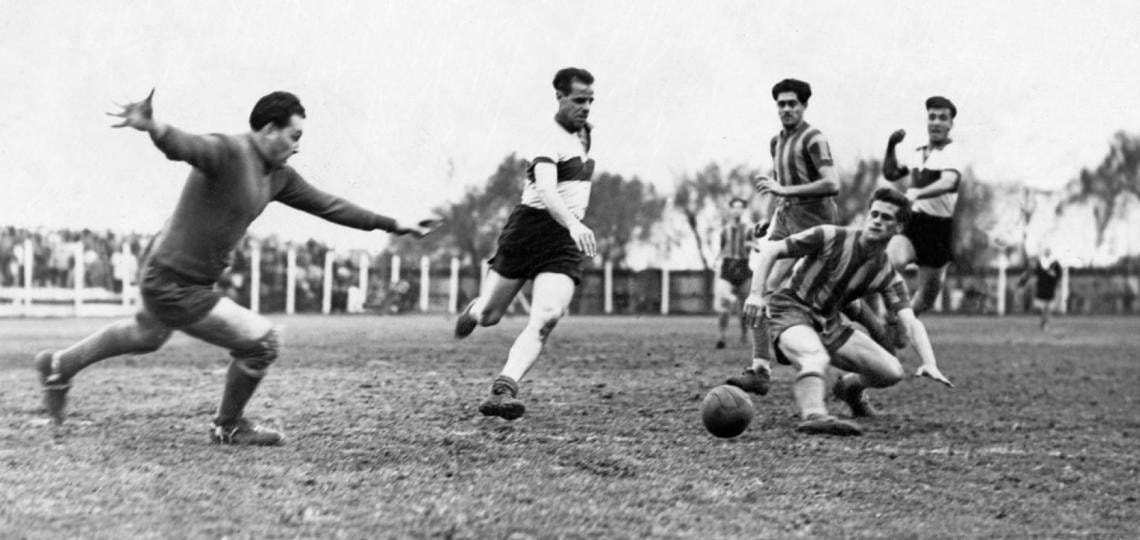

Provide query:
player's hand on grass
left=743, top=293, right=768, bottom=328
left=754, top=176, right=784, bottom=196
left=888, top=129, right=906, bottom=146
left=915, top=364, right=953, bottom=388
left=394, top=218, right=444, bottom=238
left=108, top=88, right=156, bottom=131
left=569, top=222, right=597, bottom=258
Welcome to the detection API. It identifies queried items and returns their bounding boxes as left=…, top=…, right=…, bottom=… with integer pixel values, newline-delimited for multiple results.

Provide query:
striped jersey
left=778, top=225, right=910, bottom=318
left=898, top=141, right=963, bottom=218
left=720, top=221, right=753, bottom=260
left=769, top=122, right=837, bottom=198
left=520, top=117, right=595, bottom=220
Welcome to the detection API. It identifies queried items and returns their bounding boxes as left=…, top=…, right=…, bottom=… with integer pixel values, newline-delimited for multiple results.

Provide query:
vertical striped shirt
left=779, top=225, right=910, bottom=318
left=720, top=221, right=752, bottom=260
left=769, top=122, right=837, bottom=197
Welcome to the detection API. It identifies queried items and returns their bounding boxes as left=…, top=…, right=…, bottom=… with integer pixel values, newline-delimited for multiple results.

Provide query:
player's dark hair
left=249, top=91, right=306, bottom=131
left=925, top=96, right=957, bottom=118
left=553, top=67, right=594, bottom=95
left=870, top=187, right=911, bottom=223
left=771, top=78, right=812, bottom=105
left=729, top=197, right=748, bottom=208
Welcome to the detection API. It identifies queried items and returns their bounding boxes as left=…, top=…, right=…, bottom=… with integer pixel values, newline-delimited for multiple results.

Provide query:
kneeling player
left=743, top=188, right=953, bottom=435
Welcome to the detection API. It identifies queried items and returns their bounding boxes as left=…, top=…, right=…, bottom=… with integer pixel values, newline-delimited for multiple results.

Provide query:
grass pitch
left=1, top=314, right=1137, bottom=538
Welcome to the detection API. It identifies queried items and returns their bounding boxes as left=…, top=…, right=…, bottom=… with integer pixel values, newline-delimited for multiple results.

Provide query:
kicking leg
left=728, top=258, right=794, bottom=395
left=455, top=269, right=525, bottom=338
left=34, top=309, right=173, bottom=424
left=479, top=272, right=575, bottom=420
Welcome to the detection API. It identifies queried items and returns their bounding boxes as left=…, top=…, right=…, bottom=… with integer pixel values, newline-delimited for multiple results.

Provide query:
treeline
left=388, top=131, right=1140, bottom=272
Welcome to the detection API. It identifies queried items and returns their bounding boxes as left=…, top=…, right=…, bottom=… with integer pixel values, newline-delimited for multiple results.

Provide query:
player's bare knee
left=230, top=327, right=282, bottom=378
left=866, top=361, right=905, bottom=388
left=529, top=307, right=564, bottom=341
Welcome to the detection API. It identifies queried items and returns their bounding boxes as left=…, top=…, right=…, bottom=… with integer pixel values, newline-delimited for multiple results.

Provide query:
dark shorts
left=903, top=212, right=955, bottom=268
left=768, top=197, right=838, bottom=241
left=489, top=205, right=584, bottom=285
left=1035, top=288, right=1058, bottom=302
left=720, top=258, right=752, bottom=288
left=765, top=291, right=854, bottom=366
left=139, top=261, right=222, bottom=328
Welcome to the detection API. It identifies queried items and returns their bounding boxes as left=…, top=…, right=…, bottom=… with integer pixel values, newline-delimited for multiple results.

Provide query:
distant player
left=713, top=197, right=755, bottom=349
left=743, top=188, right=953, bottom=436
left=1018, top=247, right=1063, bottom=331
left=454, top=67, right=597, bottom=420
left=726, top=78, right=840, bottom=396
left=34, top=90, right=438, bottom=444
left=882, top=96, right=965, bottom=314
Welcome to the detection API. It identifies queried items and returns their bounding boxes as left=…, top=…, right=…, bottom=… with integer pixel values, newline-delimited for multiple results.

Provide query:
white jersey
left=899, top=140, right=964, bottom=218
left=519, top=118, right=595, bottom=220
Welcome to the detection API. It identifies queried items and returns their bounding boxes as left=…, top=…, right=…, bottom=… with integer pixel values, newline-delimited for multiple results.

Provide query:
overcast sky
left=2, top=0, right=1138, bottom=249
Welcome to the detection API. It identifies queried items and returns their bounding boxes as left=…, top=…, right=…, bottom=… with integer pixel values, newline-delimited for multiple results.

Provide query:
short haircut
left=771, top=78, right=812, bottom=105
left=870, top=187, right=911, bottom=223
left=729, top=197, right=748, bottom=208
left=553, top=67, right=594, bottom=95
left=249, top=91, right=306, bottom=131
left=925, top=96, right=957, bottom=118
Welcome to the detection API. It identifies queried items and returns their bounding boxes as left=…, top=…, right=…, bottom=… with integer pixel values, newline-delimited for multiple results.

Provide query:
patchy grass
left=0, top=314, right=1137, bottom=538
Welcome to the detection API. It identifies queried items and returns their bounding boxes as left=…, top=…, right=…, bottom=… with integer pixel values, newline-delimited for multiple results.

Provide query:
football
left=701, top=384, right=755, bottom=438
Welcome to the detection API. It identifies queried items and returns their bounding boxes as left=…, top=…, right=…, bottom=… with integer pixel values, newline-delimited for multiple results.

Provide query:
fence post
left=121, top=243, right=134, bottom=308
left=480, top=259, right=490, bottom=295
left=996, top=254, right=1008, bottom=316
left=419, top=256, right=430, bottom=312
left=286, top=245, right=296, bottom=314
left=250, top=241, right=261, bottom=314
left=322, top=250, right=334, bottom=315
left=932, top=266, right=945, bottom=312
left=1060, top=265, right=1070, bottom=314
left=22, top=238, right=33, bottom=315
left=449, top=257, right=459, bottom=313
left=604, top=260, right=614, bottom=314
left=359, top=252, right=370, bottom=303
left=661, top=266, right=670, bottom=315
left=73, top=242, right=85, bottom=316
left=391, top=255, right=401, bottom=286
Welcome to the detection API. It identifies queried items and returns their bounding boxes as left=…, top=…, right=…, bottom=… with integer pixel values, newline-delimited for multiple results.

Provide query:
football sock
left=490, top=375, right=519, bottom=397
left=501, top=318, right=554, bottom=382
left=55, top=319, right=159, bottom=380
left=793, top=371, right=828, bottom=419
left=840, top=373, right=867, bottom=394
left=214, top=360, right=263, bottom=427
left=750, top=319, right=773, bottom=373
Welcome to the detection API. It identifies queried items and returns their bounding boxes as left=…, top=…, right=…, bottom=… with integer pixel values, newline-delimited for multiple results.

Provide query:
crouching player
left=743, top=188, right=953, bottom=435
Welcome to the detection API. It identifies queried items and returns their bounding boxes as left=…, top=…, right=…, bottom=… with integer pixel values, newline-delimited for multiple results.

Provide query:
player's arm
left=896, top=307, right=953, bottom=387
left=906, top=169, right=961, bottom=201
left=741, top=239, right=792, bottom=327
left=533, top=161, right=596, bottom=257
left=275, top=171, right=438, bottom=237
left=755, top=135, right=839, bottom=197
left=107, top=89, right=226, bottom=174
left=882, top=129, right=909, bottom=181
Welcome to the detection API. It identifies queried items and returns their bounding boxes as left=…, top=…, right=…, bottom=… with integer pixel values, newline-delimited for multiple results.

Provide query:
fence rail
left=1, top=238, right=1137, bottom=317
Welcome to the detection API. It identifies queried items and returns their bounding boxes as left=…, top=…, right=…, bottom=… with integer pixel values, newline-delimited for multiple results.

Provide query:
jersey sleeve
left=274, top=168, right=398, bottom=232
left=525, top=129, right=562, bottom=179
left=150, top=127, right=229, bottom=175
left=877, top=268, right=912, bottom=313
left=782, top=225, right=829, bottom=258
left=805, top=131, right=834, bottom=168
